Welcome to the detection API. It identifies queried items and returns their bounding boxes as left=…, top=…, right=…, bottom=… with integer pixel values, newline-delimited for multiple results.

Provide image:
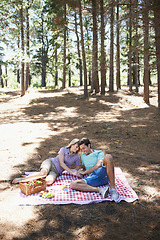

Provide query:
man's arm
left=78, top=159, right=103, bottom=175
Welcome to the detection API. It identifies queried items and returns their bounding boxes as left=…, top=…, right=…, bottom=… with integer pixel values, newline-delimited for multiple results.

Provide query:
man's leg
left=104, top=154, right=115, bottom=189
left=104, top=154, right=119, bottom=201
left=70, top=179, right=99, bottom=192
left=70, top=179, right=109, bottom=198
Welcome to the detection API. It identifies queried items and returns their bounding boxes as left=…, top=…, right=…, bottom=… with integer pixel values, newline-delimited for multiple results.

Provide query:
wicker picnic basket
left=19, top=179, right=46, bottom=196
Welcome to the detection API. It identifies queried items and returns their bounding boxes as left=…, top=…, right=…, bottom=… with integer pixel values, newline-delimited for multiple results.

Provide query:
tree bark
left=55, top=46, right=58, bottom=86
left=0, top=65, right=3, bottom=88
left=116, top=0, right=120, bottom=91
left=68, top=46, right=71, bottom=87
left=153, top=2, right=160, bottom=108
left=25, top=0, right=30, bottom=91
left=109, top=2, right=114, bottom=92
left=75, top=12, right=83, bottom=86
left=79, top=0, right=88, bottom=98
left=62, top=4, right=66, bottom=89
left=100, top=0, right=106, bottom=95
left=92, top=0, right=99, bottom=93
left=143, top=1, right=150, bottom=104
left=129, top=0, right=132, bottom=92
left=41, top=13, right=46, bottom=87
left=17, top=36, right=20, bottom=83
left=84, top=19, right=91, bottom=87
left=20, top=4, right=25, bottom=96
left=135, top=0, right=139, bottom=93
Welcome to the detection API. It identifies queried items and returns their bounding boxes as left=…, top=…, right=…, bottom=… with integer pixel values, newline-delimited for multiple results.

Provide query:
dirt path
left=0, top=86, right=159, bottom=240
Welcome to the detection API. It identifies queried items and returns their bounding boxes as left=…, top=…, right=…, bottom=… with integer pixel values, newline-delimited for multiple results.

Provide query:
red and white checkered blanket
left=18, top=168, right=138, bottom=205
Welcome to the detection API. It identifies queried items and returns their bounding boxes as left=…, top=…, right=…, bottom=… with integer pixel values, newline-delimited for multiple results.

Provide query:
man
left=70, top=138, right=119, bottom=202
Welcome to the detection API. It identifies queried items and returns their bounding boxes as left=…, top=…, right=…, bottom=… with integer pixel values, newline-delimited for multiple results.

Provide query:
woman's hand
left=77, top=169, right=86, bottom=175
left=72, top=171, right=83, bottom=178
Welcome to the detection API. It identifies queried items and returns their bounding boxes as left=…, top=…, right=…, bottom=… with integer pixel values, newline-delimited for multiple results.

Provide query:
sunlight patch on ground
left=74, top=226, right=89, bottom=239
left=49, top=123, right=80, bottom=137
left=122, top=171, right=137, bottom=187
left=143, top=186, right=160, bottom=198
left=94, top=112, right=122, bottom=122
left=55, top=106, right=78, bottom=118
left=139, top=185, right=160, bottom=202
left=0, top=189, right=37, bottom=227
left=125, top=167, right=160, bottom=201
left=131, top=124, right=147, bottom=128
left=137, top=166, right=160, bottom=173
left=0, top=122, right=51, bottom=179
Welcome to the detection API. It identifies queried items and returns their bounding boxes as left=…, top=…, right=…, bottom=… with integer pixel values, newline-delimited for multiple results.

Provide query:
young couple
left=13, top=138, right=119, bottom=202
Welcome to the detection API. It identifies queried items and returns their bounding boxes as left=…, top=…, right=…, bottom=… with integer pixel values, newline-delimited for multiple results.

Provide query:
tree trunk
left=17, top=36, right=20, bottom=83
left=17, top=68, right=20, bottom=84
left=75, top=12, right=83, bottom=86
left=143, top=1, right=150, bottom=104
left=85, top=17, right=91, bottom=87
left=109, top=2, right=114, bottom=92
left=126, top=21, right=129, bottom=85
left=78, top=0, right=88, bottom=98
left=68, top=46, right=71, bottom=87
left=55, top=46, right=58, bottom=86
left=138, top=53, right=140, bottom=85
left=62, top=4, right=66, bottom=89
left=135, top=0, right=139, bottom=93
left=100, top=0, right=106, bottom=95
left=129, top=0, right=132, bottom=92
left=68, top=69, right=71, bottom=87
left=0, top=65, right=3, bottom=88
left=41, top=13, right=46, bottom=87
left=153, top=2, right=160, bottom=108
left=92, top=0, right=99, bottom=93
left=116, top=0, right=120, bottom=91
left=20, top=4, right=25, bottom=96
left=25, top=0, right=30, bottom=91
left=89, top=70, right=91, bottom=86
left=5, top=64, right=8, bottom=87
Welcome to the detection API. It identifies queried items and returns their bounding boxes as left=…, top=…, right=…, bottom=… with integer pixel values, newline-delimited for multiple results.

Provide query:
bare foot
left=11, top=177, right=24, bottom=184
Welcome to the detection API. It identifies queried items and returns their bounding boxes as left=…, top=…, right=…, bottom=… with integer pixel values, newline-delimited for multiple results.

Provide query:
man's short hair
left=79, top=138, right=91, bottom=147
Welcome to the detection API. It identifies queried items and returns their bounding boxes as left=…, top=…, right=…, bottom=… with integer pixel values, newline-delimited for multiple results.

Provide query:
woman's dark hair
left=79, top=138, right=91, bottom=148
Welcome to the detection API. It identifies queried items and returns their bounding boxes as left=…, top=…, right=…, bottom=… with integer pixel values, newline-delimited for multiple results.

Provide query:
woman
left=12, top=138, right=81, bottom=185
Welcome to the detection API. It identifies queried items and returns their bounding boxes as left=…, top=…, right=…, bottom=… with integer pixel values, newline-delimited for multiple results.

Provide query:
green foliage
left=0, top=0, right=158, bottom=92
left=9, top=78, right=20, bottom=89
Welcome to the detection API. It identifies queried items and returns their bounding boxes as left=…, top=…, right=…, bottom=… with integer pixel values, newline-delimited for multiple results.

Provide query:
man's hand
left=72, top=171, right=83, bottom=178
left=77, top=169, right=86, bottom=175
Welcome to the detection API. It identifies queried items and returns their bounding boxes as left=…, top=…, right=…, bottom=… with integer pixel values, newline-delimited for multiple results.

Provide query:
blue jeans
left=82, top=166, right=109, bottom=187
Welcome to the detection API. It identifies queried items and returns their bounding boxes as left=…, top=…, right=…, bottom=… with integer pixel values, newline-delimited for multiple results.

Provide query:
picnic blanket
left=17, top=168, right=138, bottom=205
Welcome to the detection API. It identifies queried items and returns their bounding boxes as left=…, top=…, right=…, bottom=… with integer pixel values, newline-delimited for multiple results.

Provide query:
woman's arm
left=75, top=165, right=81, bottom=171
left=58, top=154, right=81, bottom=176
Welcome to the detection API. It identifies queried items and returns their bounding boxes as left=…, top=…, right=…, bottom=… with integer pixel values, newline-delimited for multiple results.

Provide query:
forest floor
left=0, top=85, right=159, bottom=240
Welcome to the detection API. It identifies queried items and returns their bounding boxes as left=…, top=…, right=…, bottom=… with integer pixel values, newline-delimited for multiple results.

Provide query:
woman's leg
left=45, top=175, right=56, bottom=185
left=20, top=168, right=48, bottom=182
left=12, top=159, right=53, bottom=184
left=11, top=168, right=48, bottom=184
left=22, top=159, right=58, bottom=185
